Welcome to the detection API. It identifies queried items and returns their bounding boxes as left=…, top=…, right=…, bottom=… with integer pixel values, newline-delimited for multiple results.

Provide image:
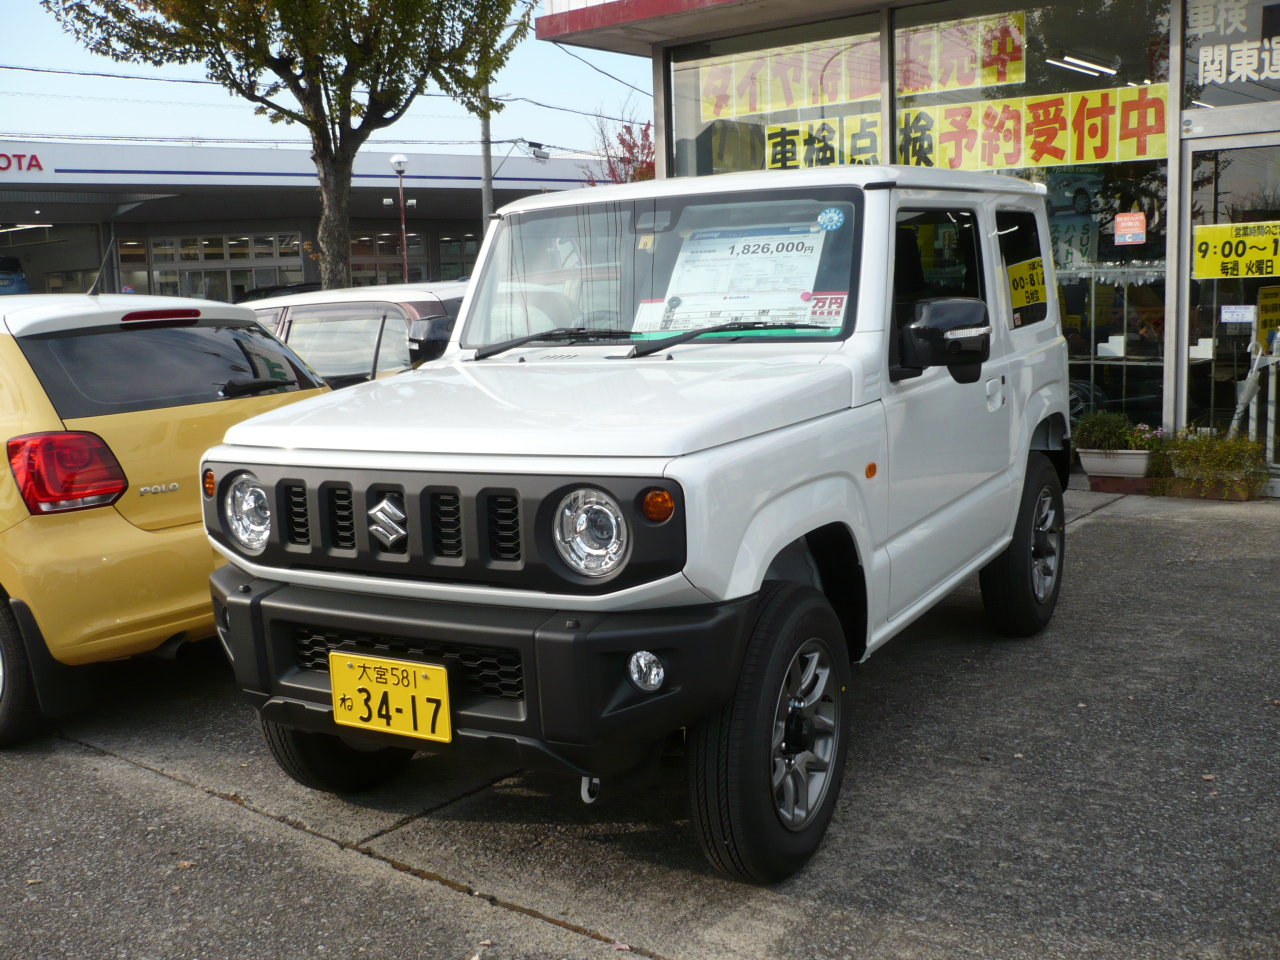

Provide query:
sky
left=1, top=2, right=654, bottom=158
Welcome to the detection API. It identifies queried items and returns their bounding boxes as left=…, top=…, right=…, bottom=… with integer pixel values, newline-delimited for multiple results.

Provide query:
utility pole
left=391, top=155, right=409, bottom=282
left=480, top=83, right=494, bottom=231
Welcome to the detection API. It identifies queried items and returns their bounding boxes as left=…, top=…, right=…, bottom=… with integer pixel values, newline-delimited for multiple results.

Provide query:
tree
left=45, top=0, right=532, bottom=288
left=581, top=104, right=655, bottom=186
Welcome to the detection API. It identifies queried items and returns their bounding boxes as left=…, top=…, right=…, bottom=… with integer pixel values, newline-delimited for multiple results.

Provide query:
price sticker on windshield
left=1193, top=222, right=1280, bottom=280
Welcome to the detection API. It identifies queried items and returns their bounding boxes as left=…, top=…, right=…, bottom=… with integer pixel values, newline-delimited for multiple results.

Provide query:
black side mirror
left=891, top=297, right=991, bottom=383
left=408, top=316, right=455, bottom=363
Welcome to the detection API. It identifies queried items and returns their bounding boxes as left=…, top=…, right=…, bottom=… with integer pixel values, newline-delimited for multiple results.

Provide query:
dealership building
left=540, top=0, right=1280, bottom=449
left=0, top=140, right=582, bottom=300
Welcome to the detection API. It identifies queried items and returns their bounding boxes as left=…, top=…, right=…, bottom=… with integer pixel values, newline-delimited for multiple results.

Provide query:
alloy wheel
left=771, top=638, right=840, bottom=831
left=1030, top=486, right=1062, bottom=603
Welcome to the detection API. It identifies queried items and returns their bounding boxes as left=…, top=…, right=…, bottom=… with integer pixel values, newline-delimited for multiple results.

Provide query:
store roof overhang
left=535, top=0, right=881, bottom=55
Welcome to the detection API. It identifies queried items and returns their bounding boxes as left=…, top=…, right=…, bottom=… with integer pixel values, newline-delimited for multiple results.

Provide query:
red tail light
left=7, top=432, right=128, bottom=514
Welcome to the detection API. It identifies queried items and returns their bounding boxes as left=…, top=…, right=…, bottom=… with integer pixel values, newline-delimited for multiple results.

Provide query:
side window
left=253, top=307, right=282, bottom=333
left=284, top=303, right=388, bottom=388
left=891, top=209, right=985, bottom=359
left=995, top=210, right=1049, bottom=328
left=375, top=318, right=412, bottom=378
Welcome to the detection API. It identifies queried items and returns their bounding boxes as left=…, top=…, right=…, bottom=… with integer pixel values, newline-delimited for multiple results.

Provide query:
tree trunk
left=314, top=150, right=353, bottom=289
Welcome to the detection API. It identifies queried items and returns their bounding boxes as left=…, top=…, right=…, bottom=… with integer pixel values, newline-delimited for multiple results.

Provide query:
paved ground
left=3, top=492, right=1278, bottom=960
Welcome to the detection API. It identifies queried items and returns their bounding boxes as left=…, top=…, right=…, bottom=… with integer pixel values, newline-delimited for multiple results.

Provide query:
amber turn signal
left=202, top=469, right=216, bottom=498
left=865, top=462, right=877, bottom=479
left=640, top=488, right=675, bottom=523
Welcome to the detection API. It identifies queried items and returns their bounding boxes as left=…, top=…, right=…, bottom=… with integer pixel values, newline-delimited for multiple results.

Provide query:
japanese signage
left=1115, top=212, right=1147, bottom=245
left=896, top=13, right=1026, bottom=96
left=1189, top=0, right=1280, bottom=88
left=1006, top=256, right=1046, bottom=312
left=1258, top=286, right=1280, bottom=349
left=632, top=223, right=847, bottom=332
left=700, top=33, right=882, bottom=122
left=897, top=83, right=1167, bottom=169
left=1192, top=220, right=1280, bottom=279
left=1049, top=214, right=1098, bottom=268
left=765, top=114, right=883, bottom=169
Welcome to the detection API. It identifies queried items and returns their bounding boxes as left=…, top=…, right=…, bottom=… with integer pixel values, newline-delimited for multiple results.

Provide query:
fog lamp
left=223, top=473, right=271, bottom=553
left=628, top=651, right=665, bottom=692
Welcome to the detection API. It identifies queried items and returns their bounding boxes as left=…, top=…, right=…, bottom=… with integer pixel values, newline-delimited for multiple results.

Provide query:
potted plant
left=1074, top=412, right=1164, bottom=486
left=1164, top=432, right=1269, bottom=501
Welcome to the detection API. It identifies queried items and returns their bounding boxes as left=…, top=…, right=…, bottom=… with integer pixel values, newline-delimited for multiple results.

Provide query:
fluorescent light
left=1064, top=54, right=1117, bottom=75
left=1127, top=81, right=1140, bottom=86
left=0, top=224, right=52, bottom=234
left=1047, top=58, right=1101, bottom=77
left=1192, top=99, right=1216, bottom=108
left=1144, top=79, right=1151, bottom=84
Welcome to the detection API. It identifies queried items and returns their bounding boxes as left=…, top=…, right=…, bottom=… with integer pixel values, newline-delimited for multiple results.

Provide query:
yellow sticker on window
left=1006, top=256, right=1045, bottom=310
left=637, top=234, right=654, bottom=250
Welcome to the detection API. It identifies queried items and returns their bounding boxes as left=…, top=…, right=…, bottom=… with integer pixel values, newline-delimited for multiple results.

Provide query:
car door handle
left=985, top=377, right=1003, bottom=412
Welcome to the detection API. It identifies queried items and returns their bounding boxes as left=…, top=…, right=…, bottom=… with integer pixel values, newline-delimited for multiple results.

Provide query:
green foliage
left=1073, top=412, right=1165, bottom=451
left=1166, top=432, right=1269, bottom=499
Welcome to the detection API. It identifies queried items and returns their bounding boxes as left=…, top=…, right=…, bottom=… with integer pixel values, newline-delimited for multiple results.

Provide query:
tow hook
left=580, top=776, right=602, bottom=804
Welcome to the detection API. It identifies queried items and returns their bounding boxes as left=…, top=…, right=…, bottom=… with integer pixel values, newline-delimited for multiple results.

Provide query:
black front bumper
left=211, top=564, right=755, bottom=777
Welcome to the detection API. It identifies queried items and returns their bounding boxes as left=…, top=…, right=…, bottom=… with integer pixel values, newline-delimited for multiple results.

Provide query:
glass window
left=228, top=236, right=251, bottom=260
left=253, top=307, right=283, bottom=332
left=284, top=304, right=390, bottom=385
left=15, top=318, right=320, bottom=419
left=120, top=270, right=149, bottom=296
left=995, top=210, right=1050, bottom=326
left=892, top=209, right=985, bottom=339
left=440, top=235, right=462, bottom=255
left=277, top=234, right=301, bottom=258
left=1185, top=0, right=1280, bottom=107
left=180, top=237, right=201, bottom=262
left=253, top=235, right=276, bottom=259
left=230, top=269, right=254, bottom=302
left=278, top=265, right=305, bottom=285
left=202, top=237, right=225, bottom=261
left=406, top=233, right=426, bottom=256
left=254, top=267, right=278, bottom=288
left=375, top=318, right=413, bottom=378
left=351, top=234, right=377, bottom=257
left=151, top=238, right=175, bottom=263
left=670, top=13, right=883, bottom=177
left=118, top=239, right=147, bottom=264
left=350, top=262, right=378, bottom=287
left=463, top=188, right=862, bottom=349
left=377, top=233, right=401, bottom=257
left=153, top=269, right=179, bottom=296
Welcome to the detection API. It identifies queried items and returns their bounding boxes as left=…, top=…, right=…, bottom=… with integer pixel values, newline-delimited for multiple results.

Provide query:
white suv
left=202, top=166, right=1070, bottom=883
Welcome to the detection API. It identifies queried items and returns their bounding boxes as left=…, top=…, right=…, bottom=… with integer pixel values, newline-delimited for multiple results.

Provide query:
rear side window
left=0, top=257, right=22, bottom=274
left=995, top=211, right=1049, bottom=327
left=16, top=318, right=321, bottom=420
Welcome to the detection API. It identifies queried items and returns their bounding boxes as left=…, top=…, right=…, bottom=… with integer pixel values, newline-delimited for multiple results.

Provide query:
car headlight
left=223, top=473, right=271, bottom=553
left=553, top=488, right=629, bottom=577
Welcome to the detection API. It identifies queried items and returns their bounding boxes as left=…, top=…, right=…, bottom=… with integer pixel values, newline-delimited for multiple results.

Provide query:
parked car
left=1046, top=170, right=1103, bottom=216
left=253, top=282, right=468, bottom=389
left=0, top=295, right=325, bottom=744
left=0, top=257, right=30, bottom=296
left=203, top=168, right=1070, bottom=883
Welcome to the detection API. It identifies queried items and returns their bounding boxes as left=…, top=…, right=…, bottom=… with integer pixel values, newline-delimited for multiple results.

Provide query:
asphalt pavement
left=2, top=491, right=1278, bottom=960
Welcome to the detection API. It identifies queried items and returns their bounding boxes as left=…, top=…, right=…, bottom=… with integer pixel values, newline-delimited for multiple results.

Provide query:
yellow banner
left=766, top=113, right=881, bottom=169
left=1192, top=222, right=1280, bottom=280
left=1257, top=286, right=1280, bottom=349
left=1007, top=257, right=1046, bottom=310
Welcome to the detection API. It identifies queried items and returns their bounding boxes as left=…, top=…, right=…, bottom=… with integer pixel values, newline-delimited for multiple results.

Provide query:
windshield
left=462, top=187, right=863, bottom=349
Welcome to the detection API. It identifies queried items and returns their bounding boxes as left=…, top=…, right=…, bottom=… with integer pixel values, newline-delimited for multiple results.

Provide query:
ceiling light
left=0, top=224, right=52, bottom=234
left=33, top=209, right=40, bottom=214
left=1192, top=99, right=1216, bottom=108
left=1047, top=58, right=1100, bottom=77
left=1063, top=54, right=1117, bottom=75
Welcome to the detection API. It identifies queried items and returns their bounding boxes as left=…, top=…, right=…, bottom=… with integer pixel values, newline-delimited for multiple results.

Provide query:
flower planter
left=1077, top=449, right=1151, bottom=479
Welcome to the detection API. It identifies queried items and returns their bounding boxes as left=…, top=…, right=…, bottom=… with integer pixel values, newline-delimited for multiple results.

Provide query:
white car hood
left=224, top=355, right=852, bottom=458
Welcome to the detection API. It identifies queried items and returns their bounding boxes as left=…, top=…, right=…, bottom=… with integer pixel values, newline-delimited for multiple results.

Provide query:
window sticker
left=1192, top=221, right=1280, bottom=279
left=633, top=224, right=846, bottom=332
left=817, top=207, right=845, bottom=231
left=1006, top=256, right=1045, bottom=312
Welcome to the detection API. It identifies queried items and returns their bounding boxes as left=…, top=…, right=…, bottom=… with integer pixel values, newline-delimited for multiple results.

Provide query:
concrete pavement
left=2, top=491, right=1278, bottom=960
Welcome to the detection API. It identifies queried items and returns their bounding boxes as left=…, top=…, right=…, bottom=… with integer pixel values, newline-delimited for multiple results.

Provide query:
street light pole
left=480, top=83, right=494, bottom=231
left=390, top=154, right=409, bottom=282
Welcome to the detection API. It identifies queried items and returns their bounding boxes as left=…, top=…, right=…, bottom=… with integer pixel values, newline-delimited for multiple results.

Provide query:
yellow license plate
left=328, top=651, right=452, bottom=743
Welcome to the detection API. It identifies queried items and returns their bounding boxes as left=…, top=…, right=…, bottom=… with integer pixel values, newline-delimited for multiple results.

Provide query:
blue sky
left=1, top=2, right=654, bottom=157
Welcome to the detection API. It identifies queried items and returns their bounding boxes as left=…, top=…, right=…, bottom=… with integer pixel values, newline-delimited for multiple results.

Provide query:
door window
left=995, top=211, right=1050, bottom=327
left=284, top=303, right=408, bottom=388
left=375, top=319, right=413, bottom=377
left=891, top=208, right=985, bottom=360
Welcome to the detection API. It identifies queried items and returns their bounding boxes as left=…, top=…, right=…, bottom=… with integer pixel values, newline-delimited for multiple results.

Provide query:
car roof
left=498, top=165, right=1046, bottom=218
left=250, top=281, right=470, bottom=311
left=0, top=294, right=257, bottom=337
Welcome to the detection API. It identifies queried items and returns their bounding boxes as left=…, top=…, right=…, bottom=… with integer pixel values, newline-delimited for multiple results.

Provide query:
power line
left=552, top=44, right=651, bottom=97
left=0, top=130, right=595, bottom=154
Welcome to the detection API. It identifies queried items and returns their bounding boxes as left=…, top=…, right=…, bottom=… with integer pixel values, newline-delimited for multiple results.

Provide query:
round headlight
left=553, top=488, right=629, bottom=578
left=223, top=473, right=271, bottom=553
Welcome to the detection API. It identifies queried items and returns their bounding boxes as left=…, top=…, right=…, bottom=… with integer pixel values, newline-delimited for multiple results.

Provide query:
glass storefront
left=350, top=231, right=428, bottom=285
left=148, top=232, right=304, bottom=301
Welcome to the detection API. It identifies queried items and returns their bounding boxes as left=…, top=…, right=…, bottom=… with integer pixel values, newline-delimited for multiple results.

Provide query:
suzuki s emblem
left=367, top=495, right=408, bottom=550
left=140, top=483, right=179, bottom=496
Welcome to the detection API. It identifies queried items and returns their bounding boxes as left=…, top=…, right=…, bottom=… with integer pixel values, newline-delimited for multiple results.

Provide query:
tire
left=0, top=602, right=44, bottom=747
left=1073, top=189, right=1091, bottom=214
left=687, top=581, right=851, bottom=884
left=260, top=718, right=414, bottom=793
left=980, top=452, right=1066, bottom=637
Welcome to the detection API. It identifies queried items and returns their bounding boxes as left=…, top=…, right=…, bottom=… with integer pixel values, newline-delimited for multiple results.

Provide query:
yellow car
left=0, top=295, right=325, bottom=743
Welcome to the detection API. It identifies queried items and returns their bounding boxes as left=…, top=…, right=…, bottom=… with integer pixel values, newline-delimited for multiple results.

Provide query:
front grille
left=430, top=492, right=463, bottom=558
left=487, top=495, right=521, bottom=562
left=284, top=484, right=310, bottom=545
left=293, top=624, right=524, bottom=701
left=328, top=487, right=356, bottom=549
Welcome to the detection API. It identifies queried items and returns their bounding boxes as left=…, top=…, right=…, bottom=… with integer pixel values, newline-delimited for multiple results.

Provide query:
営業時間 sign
left=1192, top=221, right=1280, bottom=279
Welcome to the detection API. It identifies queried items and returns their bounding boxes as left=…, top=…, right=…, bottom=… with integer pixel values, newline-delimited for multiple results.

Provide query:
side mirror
left=408, top=316, right=455, bottom=363
left=892, top=298, right=991, bottom=383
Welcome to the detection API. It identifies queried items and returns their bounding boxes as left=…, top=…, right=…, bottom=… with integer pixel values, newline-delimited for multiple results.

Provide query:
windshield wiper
left=221, top=377, right=295, bottom=398
left=471, top=326, right=633, bottom=361
left=626, top=322, right=835, bottom=359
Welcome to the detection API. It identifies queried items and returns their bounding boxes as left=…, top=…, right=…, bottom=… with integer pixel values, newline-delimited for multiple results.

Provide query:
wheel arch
left=1028, top=411, right=1070, bottom=491
left=762, top=523, right=868, bottom=662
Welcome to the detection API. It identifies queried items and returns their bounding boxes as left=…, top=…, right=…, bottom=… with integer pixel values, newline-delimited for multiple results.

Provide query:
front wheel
left=260, top=718, right=414, bottom=793
left=980, top=452, right=1066, bottom=636
left=687, top=581, right=851, bottom=884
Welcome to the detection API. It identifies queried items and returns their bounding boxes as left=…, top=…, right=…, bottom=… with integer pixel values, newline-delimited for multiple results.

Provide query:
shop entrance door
left=1181, top=131, right=1280, bottom=486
